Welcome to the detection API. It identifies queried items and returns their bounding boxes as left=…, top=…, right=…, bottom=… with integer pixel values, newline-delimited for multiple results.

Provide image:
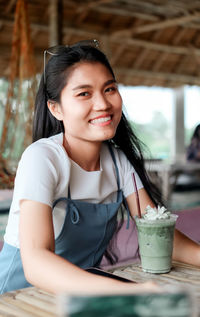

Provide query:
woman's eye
left=78, top=91, right=89, bottom=97
left=105, top=86, right=117, bottom=93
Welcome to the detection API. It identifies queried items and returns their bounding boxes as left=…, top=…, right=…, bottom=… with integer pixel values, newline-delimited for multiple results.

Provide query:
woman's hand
left=127, top=280, right=161, bottom=294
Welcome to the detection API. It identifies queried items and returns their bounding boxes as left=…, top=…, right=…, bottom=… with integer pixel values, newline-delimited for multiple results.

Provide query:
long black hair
left=33, top=43, right=162, bottom=206
left=191, top=124, right=200, bottom=141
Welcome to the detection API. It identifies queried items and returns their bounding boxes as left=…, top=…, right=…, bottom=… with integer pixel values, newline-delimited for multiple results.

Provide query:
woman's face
left=55, top=62, right=122, bottom=146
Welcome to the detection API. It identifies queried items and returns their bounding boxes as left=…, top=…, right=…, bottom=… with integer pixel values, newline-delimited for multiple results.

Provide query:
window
left=184, top=85, right=200, bottom=146
left=119, top=85, right=173, bottom=159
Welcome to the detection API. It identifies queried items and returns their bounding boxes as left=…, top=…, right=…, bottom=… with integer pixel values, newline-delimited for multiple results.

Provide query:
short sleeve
left=12, top=143, right=59, bottom=210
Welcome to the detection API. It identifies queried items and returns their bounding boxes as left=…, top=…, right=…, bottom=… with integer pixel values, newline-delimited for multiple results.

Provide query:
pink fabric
left=100, top=219, right=140, bottom=269
left=174, top=208, right=200, bottom=243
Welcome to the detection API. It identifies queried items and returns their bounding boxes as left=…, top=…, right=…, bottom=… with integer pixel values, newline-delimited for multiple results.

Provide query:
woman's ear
left=47, top=101, right=63, bottom=121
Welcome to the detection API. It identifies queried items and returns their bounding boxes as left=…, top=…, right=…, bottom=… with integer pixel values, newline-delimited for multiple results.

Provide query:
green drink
left=135, top=206, right=178, bottom=274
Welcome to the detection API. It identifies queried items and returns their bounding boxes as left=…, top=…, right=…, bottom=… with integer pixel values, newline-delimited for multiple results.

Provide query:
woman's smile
left=89, top=114, right=112, bottom=126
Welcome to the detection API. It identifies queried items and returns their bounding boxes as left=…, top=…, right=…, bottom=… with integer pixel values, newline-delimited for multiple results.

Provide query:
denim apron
left=0, top=145, right=129, bottom=294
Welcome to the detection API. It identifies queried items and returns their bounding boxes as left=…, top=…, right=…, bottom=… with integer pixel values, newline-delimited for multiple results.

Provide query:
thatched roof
left=1, top=0, right=200, bottom=87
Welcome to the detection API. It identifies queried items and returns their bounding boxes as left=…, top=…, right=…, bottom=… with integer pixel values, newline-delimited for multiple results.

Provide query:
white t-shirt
left=4, top=133, right=143, bottom=247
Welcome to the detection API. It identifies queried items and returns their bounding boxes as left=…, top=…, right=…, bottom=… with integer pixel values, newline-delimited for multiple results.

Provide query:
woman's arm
left=126, top=189, right=200, bottom=266
left=126, top=188, right=154, bottom=217
left=19, top=200, right=158, bottom=294
left=173, top=229, right=200, bottom=266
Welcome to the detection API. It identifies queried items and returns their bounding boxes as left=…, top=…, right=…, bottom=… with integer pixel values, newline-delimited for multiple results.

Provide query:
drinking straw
left=132, top=173, right=142, bottom=218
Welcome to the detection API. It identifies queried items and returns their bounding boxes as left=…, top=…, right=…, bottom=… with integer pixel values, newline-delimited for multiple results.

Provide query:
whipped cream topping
left=143, top=205, right=171, bottom=220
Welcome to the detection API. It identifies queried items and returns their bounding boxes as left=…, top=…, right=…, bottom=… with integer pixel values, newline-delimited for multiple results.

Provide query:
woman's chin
left=99, top=130, right=116, bottom=141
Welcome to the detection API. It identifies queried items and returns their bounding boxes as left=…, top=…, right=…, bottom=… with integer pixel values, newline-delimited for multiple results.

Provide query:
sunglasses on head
left=43, top=39, right=99, bottom=85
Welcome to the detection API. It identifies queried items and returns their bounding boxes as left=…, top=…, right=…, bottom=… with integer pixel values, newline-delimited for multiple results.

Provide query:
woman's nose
left=93, top=94, right=111, bottom=111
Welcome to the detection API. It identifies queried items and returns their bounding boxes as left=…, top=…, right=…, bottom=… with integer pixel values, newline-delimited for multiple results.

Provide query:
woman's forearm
left=172, top=229, right=200, bottom=266
left=22, top=248, right=159, bottom=295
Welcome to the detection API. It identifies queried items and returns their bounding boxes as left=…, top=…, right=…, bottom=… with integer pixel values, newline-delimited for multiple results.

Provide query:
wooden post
left=172, top=86, right=185, bottom=162
left=48, top=0, right=61, bottom=47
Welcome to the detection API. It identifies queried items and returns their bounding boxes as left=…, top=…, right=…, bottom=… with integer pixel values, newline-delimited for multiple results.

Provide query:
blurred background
left=1, top=0, right=200, bottom=241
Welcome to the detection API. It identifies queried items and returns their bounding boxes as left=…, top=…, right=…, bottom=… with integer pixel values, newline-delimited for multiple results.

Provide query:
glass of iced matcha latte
left=135, top=205, right=178, bottom=274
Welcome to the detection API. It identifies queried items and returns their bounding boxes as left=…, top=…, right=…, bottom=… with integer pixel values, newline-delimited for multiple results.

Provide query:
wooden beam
left=125, top=26, right=162, bottom=84
left=2, top=18, right=200, bottom=58
left=161, top=28, right=187, bottom=74
left=152, top=52, right=169, bottom=72
left=76, top=0, right=115, bottom=13
left=55, top=0, right=159, bottom=20
left=75, top=0, right=115, bottom=24
left=149, top=27, right=185, bottom=72
left=114, top=67, right=200, bottom=86
left=185, top=22, right=200, bottom=29
left=175, top=50, right=200, bottom=77
left=33, top=23, right=200, bottom=58
left=123, top=0, right=177, bottom=15
left=132, top=29, right=163, bottom=68
left=110, top=45, right=126, bottom=65
left=112, top=37, right=200, bottom=57
left=112, top=12, right=200, bottom=37
left=171, top=29, right=200, bottom=76
left=171, top=27, right=187, bottom=45
left=94, top=6, right=159, bottom=21
left=175, top=55, right=191, bottom=74
left=190, top=48, right=200, bottom=77
left=132, top=49, right=148, bottom=68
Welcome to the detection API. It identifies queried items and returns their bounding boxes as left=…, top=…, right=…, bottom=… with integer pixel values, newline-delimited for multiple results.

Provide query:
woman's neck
left=63, top=136, right=102, bottom=171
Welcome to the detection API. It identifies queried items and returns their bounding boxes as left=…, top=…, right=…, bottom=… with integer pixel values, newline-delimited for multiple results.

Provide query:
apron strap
left=53, top=197, right=80, bottom=224
left=68, top=186, right=71, bottom=199
left=108, top=143, right=131, bottom=229
left=123, top=195, right=131, bottom=229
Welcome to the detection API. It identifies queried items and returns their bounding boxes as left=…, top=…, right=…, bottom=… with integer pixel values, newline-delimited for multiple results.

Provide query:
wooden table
left=0, top=262, right=199, bottom=316
left=145, top=160, right=200, bottom=201
left=0, top=287, right=56, bottom=317
left=112, top=261, right=200, bottom=316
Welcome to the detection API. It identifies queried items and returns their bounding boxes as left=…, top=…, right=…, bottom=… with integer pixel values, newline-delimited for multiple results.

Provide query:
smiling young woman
left=0, top=40, right=199, bottom=295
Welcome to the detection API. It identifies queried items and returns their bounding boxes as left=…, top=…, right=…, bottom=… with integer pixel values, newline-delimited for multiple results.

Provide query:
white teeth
left=90, top=116, right=111, bottom=124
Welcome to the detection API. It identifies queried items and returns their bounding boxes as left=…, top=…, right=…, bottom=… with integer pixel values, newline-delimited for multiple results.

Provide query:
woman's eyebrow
left=104, top=79, right=117, bottom=87
left=72, top=79, right=116, bottom=91
left=72, top=84, right=92, bottom=91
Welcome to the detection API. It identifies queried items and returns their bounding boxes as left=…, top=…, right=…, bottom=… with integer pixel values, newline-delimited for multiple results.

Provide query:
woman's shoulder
left=17, top=133, right=71, bottom=177
left=15, top=133, right=71, bottom=190
left=21, top=133, right=66, bottom=160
